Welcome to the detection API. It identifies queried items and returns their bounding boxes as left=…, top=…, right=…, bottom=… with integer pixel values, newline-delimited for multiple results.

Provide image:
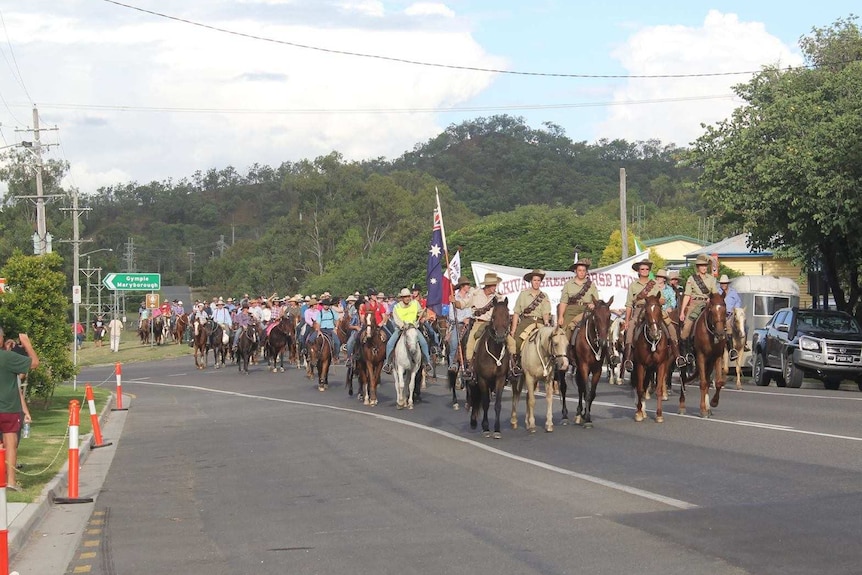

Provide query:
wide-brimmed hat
left=481, top=273, right=500, bottom=288
left=241, top=301, right=250, bottom=309
left=346, top=294, right=358, bottom=302
left=631, top=259, right=654, bottom=271
left=399, top=287, right=411, bottom=297
left=377, top=291, right=385, bottom=298
left=668, top=270, right=680, bottom=280
left=216, top=299, right=225, bottom=306
left=654, top=269, right=669, bottom=279
left=522, top=269, right=546, bottom=282
left=320, top=298, right=332, bottom=306
left=694, top=254, right=710, bottom=266
left=718, top=274, right=731, bottom=283
left=455, top=276, right=471, bottom=288
left=308, top=296, right=318, bottom=305
left=568, top=259, right=591, bottom=272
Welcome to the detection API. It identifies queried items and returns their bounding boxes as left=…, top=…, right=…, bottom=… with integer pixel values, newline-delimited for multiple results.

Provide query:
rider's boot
left=727, top=338, right=739, bottom=362
left=463, top=360, right=474, bottom=379
left=623, top=344, right=634, bottom=372
left=382, top=354, right=393, bottom=374
left=683, top=339, right=695, bottom=365
left=670, top=338, right=686, bottom=368
left=509, top=353, right=522, bottom=379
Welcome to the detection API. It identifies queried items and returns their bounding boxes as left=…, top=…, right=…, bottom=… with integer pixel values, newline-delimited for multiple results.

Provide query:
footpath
left=8, top=394, right=128, bottom=574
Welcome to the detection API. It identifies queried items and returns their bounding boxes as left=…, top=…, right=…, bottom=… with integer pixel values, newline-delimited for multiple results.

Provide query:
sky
left=0, top=0, right=857, bottom=194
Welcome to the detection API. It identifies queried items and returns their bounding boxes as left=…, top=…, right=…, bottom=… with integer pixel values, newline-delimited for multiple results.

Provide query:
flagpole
left=436, top=187, right=466, bottom=374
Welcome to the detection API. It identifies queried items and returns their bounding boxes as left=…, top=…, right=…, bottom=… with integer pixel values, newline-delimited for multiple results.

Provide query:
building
left=642, top=235, right=706, bottom=267
left=684, top=233, right=811, bottom=307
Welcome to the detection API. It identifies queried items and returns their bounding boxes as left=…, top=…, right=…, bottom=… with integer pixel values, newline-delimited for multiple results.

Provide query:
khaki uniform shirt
left=513, top=290, right=551, bottom=321
left=560, top=279, right=599, bottom=322
left=625, top=279, right=662, bottom=309
left=461, top=288, right=498, bottom=322
left=684, top=273, right=719, bottom=300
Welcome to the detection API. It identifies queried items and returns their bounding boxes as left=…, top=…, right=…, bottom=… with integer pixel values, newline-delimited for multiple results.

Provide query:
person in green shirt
left=0, top=328, right=39, bottom=490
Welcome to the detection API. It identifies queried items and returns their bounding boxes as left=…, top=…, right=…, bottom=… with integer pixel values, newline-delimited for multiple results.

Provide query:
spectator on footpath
left=108, top=315, right=124, bottom=352
left=0, top=328, right=39, bottom=491
left=74, top=322, right=85, bottom=349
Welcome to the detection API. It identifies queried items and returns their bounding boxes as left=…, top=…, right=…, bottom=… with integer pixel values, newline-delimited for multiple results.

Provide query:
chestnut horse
left=306, top=330, right=334, bottom=392
left=567, top=297, right=613, bottom=428
left=680, top=293, right=727, bottom=417
left=469, top=298, right=510, bottom=438
left=192, top=319, right=210, bottom=369
left=632, top=295, right=672, bottom=423
left=351, top=313, right=388, bottom=406
left=172, top=313, right=189, bottom=345
left=265, top=315, right=294, bottom=373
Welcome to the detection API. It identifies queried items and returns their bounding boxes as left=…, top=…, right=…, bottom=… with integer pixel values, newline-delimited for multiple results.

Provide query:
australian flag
left=425, top=207, right=449, bottom=315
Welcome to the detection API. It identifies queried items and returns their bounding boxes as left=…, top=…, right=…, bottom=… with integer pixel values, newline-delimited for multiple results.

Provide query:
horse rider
left=191, top=302, right=209, bottom=342
left=138, top=301, right=149, bottom=328
left=382, top=288, right=433, bottom=375
left=232, top=301, right=256, bottom=349
left=718, top=274, right=744, bottom=360
left=212, top=298, right=231, bottom=339
left=359, top=289, right=389, bottom=335
left=679, top=254, right=720, bottom=361
left=307, top=298, right=341, bottom=359
left=447, top=276, right=473, bottom=373
left=299, top=296, right=319, bottom=357
left=344, top=294, right=364, bottom=368
left=510, top=269, right=552, bottom=378
left=656, top=269, right=677, bottom=314
left=453, top=272, right=517, bottom=380
left=668, top=269, right=683, bottom=302
left=622, top=259, right=684, bottom=372
left=411, top=283, right=441, bottom=352
left=557, top=259, right=600, bottom=351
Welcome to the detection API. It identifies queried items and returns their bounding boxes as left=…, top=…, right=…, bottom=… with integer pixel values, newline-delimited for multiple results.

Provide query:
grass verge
left=13, top=384, right=111, bottom=502
left=75, top=330, right=192, bottom=368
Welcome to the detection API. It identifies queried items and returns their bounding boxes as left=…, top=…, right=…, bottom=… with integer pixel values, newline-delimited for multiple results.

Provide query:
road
left=12, top=356, right=862, bottom=575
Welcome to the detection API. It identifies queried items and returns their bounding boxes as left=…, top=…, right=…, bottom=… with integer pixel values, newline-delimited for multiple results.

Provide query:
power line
left=9, top=93, right=737, bottom=116
left=100, top=0, right=780, bottom=80
left=0, top=7, right=33, bottom=103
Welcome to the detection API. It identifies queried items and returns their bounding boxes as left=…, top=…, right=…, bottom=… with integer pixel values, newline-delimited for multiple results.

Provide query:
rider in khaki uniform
left=557, top=259, right=600, bottom=345
left=679, top=253, right=720, bottom=359
left=454, top=272, right=518, bottom=379
left=622, top=259, right=684, bottom=372
left=510, top=269, right=552, bottom=377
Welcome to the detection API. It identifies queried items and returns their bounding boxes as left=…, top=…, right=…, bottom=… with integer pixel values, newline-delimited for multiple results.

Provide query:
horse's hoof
left=318, top=386, right=325, bottom=392
left=511, top=422, right=518, bottom=430
left=364, top=399, right=371, bottom=406
left=700, top=410, right=711, bottom=418
left=396, top=404, right=404, bottom=410
left=574, top=415, right=583, bottom=425
left=634, top=412, right=645, bottom=422
left=279, top=367, right=285, bottom=373
left=493, top=432, right=502, bottom=439
left=348, top=390, right=354, bottom=397
left=655, top=415, right=664, bottom=423
left=584, top=421, right=593, bottom=429
left=452, top=403, right=460, bottom=411
left=470, top=420, right=477, bottom=430
left=483, top=431, right=491, bottom=438
left=407, top=404, right=414, bottom=410
left=528, top=427, right=537, bottom=434
left=736, top=384, right=743, bottom=391
left=561, top=418, right=569, bottom=426
left=545, top=426, right=553, bottom=433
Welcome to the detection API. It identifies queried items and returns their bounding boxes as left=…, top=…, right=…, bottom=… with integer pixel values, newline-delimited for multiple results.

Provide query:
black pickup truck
left=751, top=307, right=862, bottom=391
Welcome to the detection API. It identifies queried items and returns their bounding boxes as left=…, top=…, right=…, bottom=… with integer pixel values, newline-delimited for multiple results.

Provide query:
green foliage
left=0, top=252, right=75, bottom=403
left=599, top=230, right=639, bottom=267
left=689, top=16, right=862, bottom=318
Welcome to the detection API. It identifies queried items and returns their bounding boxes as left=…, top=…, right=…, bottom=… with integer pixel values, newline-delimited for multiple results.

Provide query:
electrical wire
left=0, top=7, right=33, bottom=103
left=100, top=0, right=780, bottom=80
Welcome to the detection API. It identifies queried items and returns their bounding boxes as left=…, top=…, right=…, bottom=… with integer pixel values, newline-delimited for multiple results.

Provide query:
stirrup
left=424, top=363, right=432, bottom=374
left=675, top=355, right=688, bottom=368
left=463, top=363, right=474, bottom=379
left=624, top=359, right=633, bottom=373
left=382, top=362, right=393, bottom=374
left=609, top=355, right=620, bottom=367
left=729, top=349, right=739, bottom=362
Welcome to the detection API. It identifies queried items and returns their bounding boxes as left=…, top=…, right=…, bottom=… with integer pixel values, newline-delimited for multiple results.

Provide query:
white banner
left=470, top=251, right=648, bottom=317
left=447, top=251, right=461, bottom=284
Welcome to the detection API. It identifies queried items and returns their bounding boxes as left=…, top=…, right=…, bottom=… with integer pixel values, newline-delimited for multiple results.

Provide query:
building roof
left=684, top=233, right=774, bottom=258
left=642, top=235, right=705, bottom=247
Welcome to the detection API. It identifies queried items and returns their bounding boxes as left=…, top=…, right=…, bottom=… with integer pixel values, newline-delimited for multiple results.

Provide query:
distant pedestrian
left=108, top=316, right=124, bottom=352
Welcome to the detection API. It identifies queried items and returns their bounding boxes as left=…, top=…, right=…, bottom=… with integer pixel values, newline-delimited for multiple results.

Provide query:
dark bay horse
left=680, top=293, right=727, bottom=417
left=192, top=319, right=209, bottom=369
left=632, top=295, right=671, bottom=423
left=469, top=298, right=509, bottom=438
left=208, top=322, right=228, bottom=369
left=235, top=323, right=259, bottom=374
left=566, top=297, right=613, bottom=428
left=152, top=316, right=166, bottom=345
left=173, top=313, right=189, bottom=345
left=307, top=331, right=334, bottom=392
left=351, top=314, right=387, bottom=406
left=265, top=315, right=294, bottom=373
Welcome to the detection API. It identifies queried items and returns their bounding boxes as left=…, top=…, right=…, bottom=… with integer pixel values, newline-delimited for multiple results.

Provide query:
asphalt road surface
left=12, top=356, right=862, bottom=575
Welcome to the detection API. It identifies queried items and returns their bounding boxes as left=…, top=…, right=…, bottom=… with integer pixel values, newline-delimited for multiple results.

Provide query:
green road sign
left=103, top=273, right=161, bottom=291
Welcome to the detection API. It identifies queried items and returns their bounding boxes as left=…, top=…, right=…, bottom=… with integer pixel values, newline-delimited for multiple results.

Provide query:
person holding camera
left=0, top=328, right=39, bottom=490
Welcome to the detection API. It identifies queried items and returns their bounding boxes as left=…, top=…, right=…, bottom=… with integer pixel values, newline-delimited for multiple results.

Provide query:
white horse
left=510, top=326, right=569, bottom=433
left=606, top=314, right=624, bottom=385
left=393, top=323, right=423, bottom=410
left=724, top=307, right=747, bottom=390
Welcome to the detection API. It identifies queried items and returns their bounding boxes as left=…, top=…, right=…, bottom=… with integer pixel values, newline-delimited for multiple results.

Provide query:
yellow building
left=643, top=235, right=706, bottom=266
left=684, top=233, right=811, bottom=307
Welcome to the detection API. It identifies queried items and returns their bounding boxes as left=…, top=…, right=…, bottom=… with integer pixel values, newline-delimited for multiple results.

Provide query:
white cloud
left=405, top=3, right=455, bottom=18
left=597, top=10, right=804, bottom=147
left=335, top=0, right=385, bottom=18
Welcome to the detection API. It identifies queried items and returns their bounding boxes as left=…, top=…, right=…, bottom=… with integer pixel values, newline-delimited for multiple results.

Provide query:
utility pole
left=59, top=189, right=91, bottom=391
left=16, top=106, right=59, bottom=254
left=123, top=237, right=136, bottom=271
left=620, top=168, right=628, bottom=260
left=187, top=249, right=195, bottom=284
left=216, top=234, right=227, bottom=257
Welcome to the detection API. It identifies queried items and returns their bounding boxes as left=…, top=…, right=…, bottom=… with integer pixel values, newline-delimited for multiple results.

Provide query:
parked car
left=751, top=307, right=862, bottom=390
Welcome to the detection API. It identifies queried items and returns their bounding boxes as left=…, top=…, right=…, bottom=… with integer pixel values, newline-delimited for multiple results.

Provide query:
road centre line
left=128, top=379, right=698, bottom=511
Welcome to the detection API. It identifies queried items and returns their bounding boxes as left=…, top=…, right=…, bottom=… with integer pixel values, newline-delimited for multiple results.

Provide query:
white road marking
left=127, top=379, right=698, bottom=511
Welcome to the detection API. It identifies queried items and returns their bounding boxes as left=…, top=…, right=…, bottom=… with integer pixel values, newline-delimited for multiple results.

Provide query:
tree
left=689, top=16, right=862, bottom=319
left=0, top=252, right=75, bottom=405
left=599, top=230, right=639, bottom=267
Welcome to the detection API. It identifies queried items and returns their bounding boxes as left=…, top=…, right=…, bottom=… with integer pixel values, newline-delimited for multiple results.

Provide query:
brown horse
left=138, top=318, right=151, bottom=344
left=352, top=313, right=387, bottom=406
left=192, top=319, right=209, bottom=369
left=306, top=330, right=334, bottom=391
left=265, top=315, right=294, bottom=373
left=632, top=295, right=672, bottom=423
left=725, top=307, right=746, bottom=390
left=567, top=297, right=613, bottom=428
left=172, top=313, right=189, bottom=345
left=469, top=298, right=510, bottom=438
left=680, top=293, right=727, bottom=417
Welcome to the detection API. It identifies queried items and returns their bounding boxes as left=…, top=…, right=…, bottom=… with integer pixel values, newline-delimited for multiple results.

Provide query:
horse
left=235, top=323, right=259, bottom=374
left=680, top=293, right=728, bottom=417
left=207, top=321, right=228, bottom=369
left=192, top=319, right=210, bottom=369
left=336, top=311, right=351, bottom=358
left=173, top=313, right=189, bottom=345
left=606, top=313, right=625, bottom=386
left=444, top=320, right=471, bottom=411
left=631, top=295, right=672, bottom=423
left=392, top=323, right=423, bottom=409
left=725, top=306, right=746, bottom=390
left=306, top=330, right=334, bottom=392
left=567, top=297, right=613, bottom=428
left=351, top=313, right=388, bottom=406
left=152, top=315, right=166, bottom=346
left=469, top=298, right=510, bottom=439
left=510, top=325, right=569, bottom=433
left=138, top=318, right=151, bottom=344
left=265, top=315, right=294, bottom=373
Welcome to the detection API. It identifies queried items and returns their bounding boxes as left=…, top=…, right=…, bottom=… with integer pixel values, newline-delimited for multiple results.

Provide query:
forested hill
left=0, top=115, right=707, bottom=297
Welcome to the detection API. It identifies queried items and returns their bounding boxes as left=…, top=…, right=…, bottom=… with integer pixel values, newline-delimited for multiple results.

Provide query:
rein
left=640, top=303, right=664, bottom=352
